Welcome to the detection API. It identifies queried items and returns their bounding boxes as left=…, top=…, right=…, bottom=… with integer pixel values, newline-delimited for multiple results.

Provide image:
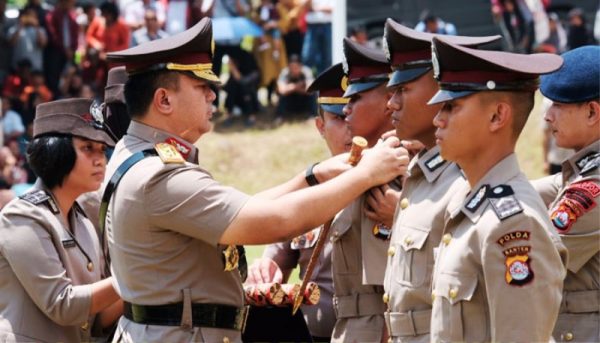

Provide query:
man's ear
left=489, top=101, right=512, bottom=133
left=586, top=100, right=600, bottom=126
left=152, top=88, right=174, bottom=115
left=315, top=116, right=325, bottom=137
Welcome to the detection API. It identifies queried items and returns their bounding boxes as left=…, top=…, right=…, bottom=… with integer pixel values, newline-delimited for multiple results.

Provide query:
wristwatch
left=305, top=162, right=320, bottom=186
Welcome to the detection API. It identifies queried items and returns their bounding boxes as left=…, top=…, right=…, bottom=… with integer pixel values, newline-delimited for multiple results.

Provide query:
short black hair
left=124, top=70, right=180, bottom=118
left=27, top=135, right=76, bottom=189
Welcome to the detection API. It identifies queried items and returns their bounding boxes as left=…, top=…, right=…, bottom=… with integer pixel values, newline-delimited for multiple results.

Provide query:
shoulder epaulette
left=487, top=185, right=523, bottom=220
left=154, top=143, right=186, bottom=164
left=579, top=152, right=600, bottom=175
left=19, top=190, right=60, bottom=214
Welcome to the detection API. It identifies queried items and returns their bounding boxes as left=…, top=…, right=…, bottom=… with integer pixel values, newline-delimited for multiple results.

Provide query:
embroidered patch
left=502, top=245, right=531, bottom=256
left=497, top=231, right=530, bottom=246
left=291, top=228, right=319, bottom=250
left=550, top=205, right=577, bottom=232
left=425, top=153, right=445, bottom=172
left=62, top=239, right=76, bottom=248
left=222, top=245, right=240, bottom=271
left=466, top=184, right=489, bottom=212
left=571, top=181, right=600, bottom=198
left=372, top=223, right=392, bottom=240
left=505, top=253, right=534, bottom=286
left=488, top=185, right=523, bottom=220
left=550, top=182, right=598, bottom=232
left=154, top=143, right=185, bottom=164
left=576, top=152, right=600, bottom=174
left=165, top=137, right=191, bottom=159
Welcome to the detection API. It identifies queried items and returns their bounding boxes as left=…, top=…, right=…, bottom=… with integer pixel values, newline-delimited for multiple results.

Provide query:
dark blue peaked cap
left=540, top=45, right=600, bottom=103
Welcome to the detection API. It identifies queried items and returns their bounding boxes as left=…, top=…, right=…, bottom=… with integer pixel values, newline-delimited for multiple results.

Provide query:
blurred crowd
left=0, top=0, right=597, bottom=206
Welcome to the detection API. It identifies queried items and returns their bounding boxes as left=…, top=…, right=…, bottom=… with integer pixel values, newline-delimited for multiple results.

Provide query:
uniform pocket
left=394, top=226, right=431, bottom=287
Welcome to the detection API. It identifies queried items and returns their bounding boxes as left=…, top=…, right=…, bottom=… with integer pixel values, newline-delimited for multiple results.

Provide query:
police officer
left=103, top=18, right=409, bottom=342
left=382, top=20, right=500, bottom=342
left=0, top=98, right=121, bottom=341
left=427, top=36, right=568, bottom=342
left=246, top=63, right=352, bottom=342
left=536, top=45, right=600, bottom=342
left=329, top=37, right=401, bottom=343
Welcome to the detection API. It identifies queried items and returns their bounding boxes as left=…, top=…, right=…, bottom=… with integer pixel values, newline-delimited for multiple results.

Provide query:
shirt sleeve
left=263, top=241, right=299, bottom=272
left=0, top=210, right=92, bottom=326
left=482, top=214, right=565, bottom=342
left=145, top=165, right=250, bottom=247
left=531, top=173, right=562, bottom=208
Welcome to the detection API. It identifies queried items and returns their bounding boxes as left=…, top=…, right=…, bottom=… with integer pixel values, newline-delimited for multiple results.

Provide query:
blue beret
left=540, top=45, right=600, bottom=103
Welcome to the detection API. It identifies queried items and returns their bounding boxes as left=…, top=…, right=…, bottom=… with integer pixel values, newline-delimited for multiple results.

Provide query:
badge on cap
left=90, top=101, right=105, bottom=124
left=382, top=34, right=391, bottom=62
left=342, top=57, right=349, bottom=75
left=340, top=75, right=349, bottom=92
left=431, top=43, right=441, bottom=80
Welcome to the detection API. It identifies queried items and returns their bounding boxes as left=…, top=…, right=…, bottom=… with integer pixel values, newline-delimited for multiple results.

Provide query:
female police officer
left=0, top=98, right=121, bottom=342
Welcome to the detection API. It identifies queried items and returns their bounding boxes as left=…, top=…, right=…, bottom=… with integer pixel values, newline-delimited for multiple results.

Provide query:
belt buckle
left=239, top=305, right=250, bottom=333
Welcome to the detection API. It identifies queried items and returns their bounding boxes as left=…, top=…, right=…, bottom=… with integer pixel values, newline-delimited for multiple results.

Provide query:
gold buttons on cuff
left=387, top=246, right=396, bottom=257
left=404, top=236, right=413, bottom=245
left=80, top=321, right=89, bottom=331
left=449, top=288, right=458, bottom=299
left=382, top=293, right=389, bottom=304
left=442, top=233, right=452, bottom=245
left=86, top=262, right=93, bottom=272
left=563, top=332, right=574, bottom=341
left=400, top=198, right=409, bottom=209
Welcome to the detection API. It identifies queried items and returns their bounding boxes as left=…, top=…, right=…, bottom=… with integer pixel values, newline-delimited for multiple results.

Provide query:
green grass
left=197, top=92, right=547, bottom=282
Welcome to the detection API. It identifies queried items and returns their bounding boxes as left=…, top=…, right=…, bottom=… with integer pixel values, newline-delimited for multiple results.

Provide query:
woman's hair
left=26, top=135, right=76, bottom=189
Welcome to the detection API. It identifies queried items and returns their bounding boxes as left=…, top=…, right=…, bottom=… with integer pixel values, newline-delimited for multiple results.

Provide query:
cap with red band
left=307, top=63, right=349, bottom=116
left=342, top=37, right=390, bottom=97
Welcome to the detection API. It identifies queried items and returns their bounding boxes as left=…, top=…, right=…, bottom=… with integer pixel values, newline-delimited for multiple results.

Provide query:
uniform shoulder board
left=579, top=152, right=600, bottom=175
left=19, top=190, right=60, bottom=214
left=487, top=185, right=523, bottom=220
left=424, top=152, right=446, bottom=172
left=154, top=143, right=185, bottom=164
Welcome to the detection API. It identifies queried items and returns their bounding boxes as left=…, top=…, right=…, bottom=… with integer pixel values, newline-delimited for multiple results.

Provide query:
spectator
left=0, top=146, right=27, bottom=187
left=301, top=0, right=333, bottom=74
left=255, top=0, right=283, bottom=60
left=276, top=54, right=316, bottom=122
left=567, top=8, right=593, bottom=50
left=415, top=13, right=457, bottom=35
left=59, top=66, right=85, bottom=98
left=19, top=70, right=52, bottom=126
left=123, top=0, right=166, bottom=30
left=492, top=0, right=535, bottom=52
left=277, top=0, right=305, bottom=58
left=131, top=8, right=168, bottom=47
left=0, top=0, right=16, bottom=84
left=223, top=50, right=261, bottom=127
left=1, top=96, right=25, bottom=143
left=84, top=1, right=104, bottom=52
left=349, top=25, right=376, bottom=48
left=99, top=1, right=130, bottom=55
left=8, top=7, right=47, bottom=72
left=45, top=0, right=79, bottom=95
left=2, top=59, right=32, bottom=100
left=536, top=12, right=566, bottom=53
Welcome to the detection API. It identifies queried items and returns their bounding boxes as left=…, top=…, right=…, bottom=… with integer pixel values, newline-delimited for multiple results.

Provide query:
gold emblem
left=340, top=75, right=349, bottom=91
left=154, top=143, right=185, bottom=164
left=211, top=38, right=215, bottom=56
left=222, top=245, right=240, bottom=271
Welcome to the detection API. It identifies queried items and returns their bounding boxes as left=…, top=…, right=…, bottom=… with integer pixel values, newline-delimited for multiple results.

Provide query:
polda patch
left=497, top=231, right=530, bottom=246
left=505, top=253, right=534, bottom=286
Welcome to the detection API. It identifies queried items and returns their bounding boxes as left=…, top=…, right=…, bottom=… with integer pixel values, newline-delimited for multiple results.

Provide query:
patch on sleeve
left=576, top=152, right=600, bottom=175
left=505, top=251, right=534, bottom=286
left=19, top=190, right=60, bottom=214
left=497, top=231, right=530, bottom=246
left=154, top=143, right=185, bottom=164
left=550, top=182, right=598, bottom=233
left=488, top=185, right=523, bottom=220
left=466, top=184, right=489, bottom=212
left=291, top=228, right=320, bottom=249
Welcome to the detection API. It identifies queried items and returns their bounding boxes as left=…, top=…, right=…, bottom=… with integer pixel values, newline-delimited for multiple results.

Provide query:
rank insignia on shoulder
left=504, top=251, right=534, bottom=286
left=165, top=137, right=191, bottom=160
left=424, top=153, right=445, bottom=172
left=550, top=181, right=598, bottom=232
left=488, top=185, right=523, bottom=220
left=372, top=223, right=392, bottom=240
left=466, top=184, right=489, bottom=212
left=222, top=244, right=240, bottom=272
left=154, top=143, right=185, bottom=164
left=576, top=152, right=600, bottom=175
left=20, top=190, right=60, bottom=214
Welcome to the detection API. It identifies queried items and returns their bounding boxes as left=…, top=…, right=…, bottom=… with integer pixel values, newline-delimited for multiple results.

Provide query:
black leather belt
left=124, top=302, right=248, bottom=331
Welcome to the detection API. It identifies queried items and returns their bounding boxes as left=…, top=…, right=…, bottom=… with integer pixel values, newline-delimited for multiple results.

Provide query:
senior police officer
left=427, top=36, right=568, bottom=342
left=246, top=63, right=352, bottom=342
left=329, top=37, right=401, bottom=343
left=382, top=20, right=500, bottom=343
left=103, top=18, right=409, bottom=343
left=535, top=45, right=600, bottom=342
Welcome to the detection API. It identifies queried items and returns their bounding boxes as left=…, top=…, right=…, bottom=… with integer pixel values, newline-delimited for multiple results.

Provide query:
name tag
left=62, top=239, right=76, bottom=248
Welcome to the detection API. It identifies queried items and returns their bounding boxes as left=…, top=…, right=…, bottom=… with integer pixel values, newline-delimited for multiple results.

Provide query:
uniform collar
left=453, top=153, right=521, bottom=223
left=562, top=139, right=600, bottom=183
left=416, top=145, right=452, bottom=183
left=127, top=121, right=199, bottom=163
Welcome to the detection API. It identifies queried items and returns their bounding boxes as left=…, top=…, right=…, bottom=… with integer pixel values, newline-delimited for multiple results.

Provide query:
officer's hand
left=245, top=258, right=283, bottom=285
left=364, top=184, right=401, bottom=227
left=312, top=152, right=353, bottom=183
left=400, top=139, right=425, bottom=159
left=358, top=136, right=409, bottom=186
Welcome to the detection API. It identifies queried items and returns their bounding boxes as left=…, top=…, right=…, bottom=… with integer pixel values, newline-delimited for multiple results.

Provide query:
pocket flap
left=433, top=272, right=478, bottom=305
left=398, top=226, right=430, bottom=252
left=330, top=207, right=354, bottom=242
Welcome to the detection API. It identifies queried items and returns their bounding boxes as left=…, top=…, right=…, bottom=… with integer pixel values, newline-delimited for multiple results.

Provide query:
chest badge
left=372, top=223, right=392, bottom=240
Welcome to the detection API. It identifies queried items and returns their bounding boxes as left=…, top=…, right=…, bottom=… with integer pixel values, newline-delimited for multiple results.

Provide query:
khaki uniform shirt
left=105, top=121, right=250, bottom=343
left=263, top=225, right=336, bottom=338
left=383, top=146, right=466, bottom=343
left=538, top=140, right=600, bottom=342
left=430, top=154, right=567, bottom=342
left=0, top=180, right=101, bottom=342
left=330, top=180, right=401, bottom=343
